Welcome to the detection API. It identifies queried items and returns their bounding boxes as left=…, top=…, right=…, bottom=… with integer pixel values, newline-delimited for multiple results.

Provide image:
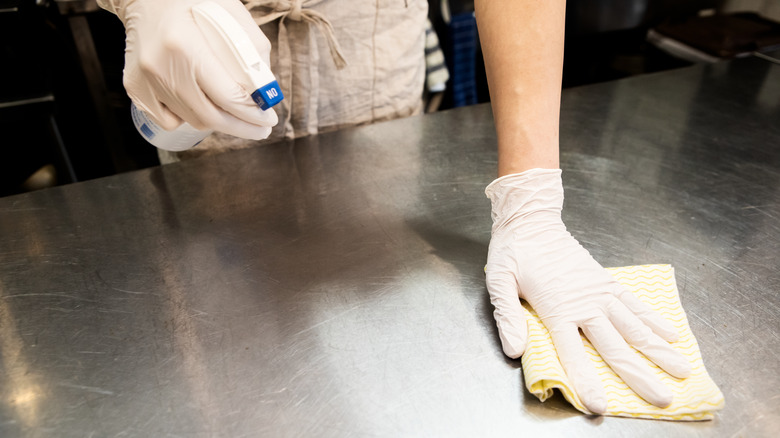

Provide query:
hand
left=101, top=0, right=277, bottom=138
left=484, top=168, right=691, bottom=414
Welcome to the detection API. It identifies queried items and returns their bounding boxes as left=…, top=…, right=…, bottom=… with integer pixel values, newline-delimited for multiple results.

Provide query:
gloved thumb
left=486, top=267, right=528, bottom=358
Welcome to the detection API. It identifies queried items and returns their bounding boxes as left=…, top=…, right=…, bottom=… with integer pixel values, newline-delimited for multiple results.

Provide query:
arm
left=474, top=0, right=691, bottom=414
left=475, top=0, right=564, bottom=175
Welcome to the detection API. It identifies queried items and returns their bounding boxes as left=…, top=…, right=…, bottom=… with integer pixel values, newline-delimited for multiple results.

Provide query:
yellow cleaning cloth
left=521, top=264, right=724, bottom=420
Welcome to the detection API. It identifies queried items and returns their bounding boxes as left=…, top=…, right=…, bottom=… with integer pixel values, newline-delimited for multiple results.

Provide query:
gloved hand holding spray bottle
left=132, top=1, right=283, bottom=150
left=98, top=0, right=282, bottom=151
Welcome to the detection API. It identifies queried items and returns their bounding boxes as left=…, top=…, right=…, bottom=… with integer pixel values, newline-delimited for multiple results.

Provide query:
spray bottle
left=131, top=1, right=283, bottom=151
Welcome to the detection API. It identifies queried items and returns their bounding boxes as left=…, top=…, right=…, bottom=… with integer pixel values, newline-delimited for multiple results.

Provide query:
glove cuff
left=485, top=168, right=564, bottom=228
left=485, top=168, right=561, bottom=194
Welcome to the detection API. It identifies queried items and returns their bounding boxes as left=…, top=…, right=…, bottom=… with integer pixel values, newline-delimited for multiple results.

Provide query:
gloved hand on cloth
left=98, top=0, right=277, bottom=139
left=484, top=168, right=692, bottom=414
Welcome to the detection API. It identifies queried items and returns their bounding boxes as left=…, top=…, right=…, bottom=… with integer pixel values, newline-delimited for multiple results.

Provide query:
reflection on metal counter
left=0, top=55, right=778, bottom=436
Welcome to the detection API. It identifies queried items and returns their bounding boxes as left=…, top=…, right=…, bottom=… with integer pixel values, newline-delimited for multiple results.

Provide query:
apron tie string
left=245, top=0, right=347, bottom=68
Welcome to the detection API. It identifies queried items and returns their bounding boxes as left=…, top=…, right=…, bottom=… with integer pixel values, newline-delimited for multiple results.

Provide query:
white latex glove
left=98, top=0, right=277, bottom=139
left=485, top=168, right=691, bottom=414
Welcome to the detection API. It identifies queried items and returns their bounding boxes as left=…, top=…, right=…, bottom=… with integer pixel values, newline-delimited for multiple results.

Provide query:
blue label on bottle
left=251, top=81, right=284, bottom=110
left=140, top=124, right=155, bottom=139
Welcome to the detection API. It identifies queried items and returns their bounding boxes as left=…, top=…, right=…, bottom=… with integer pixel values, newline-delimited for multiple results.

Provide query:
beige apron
left=159, top=0, right=428, bottom=162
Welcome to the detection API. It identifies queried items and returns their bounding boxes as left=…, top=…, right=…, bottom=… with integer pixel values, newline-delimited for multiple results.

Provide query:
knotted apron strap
left=245, top=0, right=347, bottom=68
left=245, top=1, right=346, bottom=138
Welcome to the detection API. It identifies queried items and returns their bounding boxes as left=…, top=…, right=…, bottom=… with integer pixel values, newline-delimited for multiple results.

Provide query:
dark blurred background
left=1, top=0, right=779, bottom=197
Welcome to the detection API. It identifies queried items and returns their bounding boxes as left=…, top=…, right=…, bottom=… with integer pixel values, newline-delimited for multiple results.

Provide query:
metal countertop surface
left=1, top=57, right=779, bottom=437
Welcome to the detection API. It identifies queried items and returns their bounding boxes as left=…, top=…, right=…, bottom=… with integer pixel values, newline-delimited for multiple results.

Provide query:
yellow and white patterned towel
left=521, top=264, right=725, bottom=420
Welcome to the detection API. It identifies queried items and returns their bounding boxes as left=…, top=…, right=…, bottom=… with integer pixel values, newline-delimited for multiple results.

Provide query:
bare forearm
left=475, top=0, right=566, bottom=176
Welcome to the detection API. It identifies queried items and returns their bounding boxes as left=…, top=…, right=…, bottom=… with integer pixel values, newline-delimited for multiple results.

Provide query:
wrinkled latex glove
left=98, top=0, right=277, bottom=139
left=485, top=168, right=691, bottom=414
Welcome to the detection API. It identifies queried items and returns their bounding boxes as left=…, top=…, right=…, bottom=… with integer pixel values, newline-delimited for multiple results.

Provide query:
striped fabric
left=425, top=19, right=449, bottom=93
left=521, top=264, right=725, bottom=420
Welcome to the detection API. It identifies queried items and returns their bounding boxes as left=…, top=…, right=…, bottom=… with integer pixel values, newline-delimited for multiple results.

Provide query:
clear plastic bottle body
left=131, top=103, right=213, bottom=151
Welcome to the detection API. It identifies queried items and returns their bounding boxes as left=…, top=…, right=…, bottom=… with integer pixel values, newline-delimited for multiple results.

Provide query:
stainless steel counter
left=1, top=56, right=779, bottom=437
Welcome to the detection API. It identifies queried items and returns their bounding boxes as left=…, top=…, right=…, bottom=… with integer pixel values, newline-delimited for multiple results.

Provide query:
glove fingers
left=485, top=268, right=527, bottom=358
left=549, top=323, right=607, bottom=414
left=128, top=47, right=217, bottom=134
left=158, top=58, right=272, bottom=140
left=611, top=283, right=679, bottom=342
left=199, top=2, right=277, bottom=129
left=581, top=316, right=674, bottom=408
left=607, top=300, right=691, bottom=378
left=195, top=57, right=278, bottom=128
